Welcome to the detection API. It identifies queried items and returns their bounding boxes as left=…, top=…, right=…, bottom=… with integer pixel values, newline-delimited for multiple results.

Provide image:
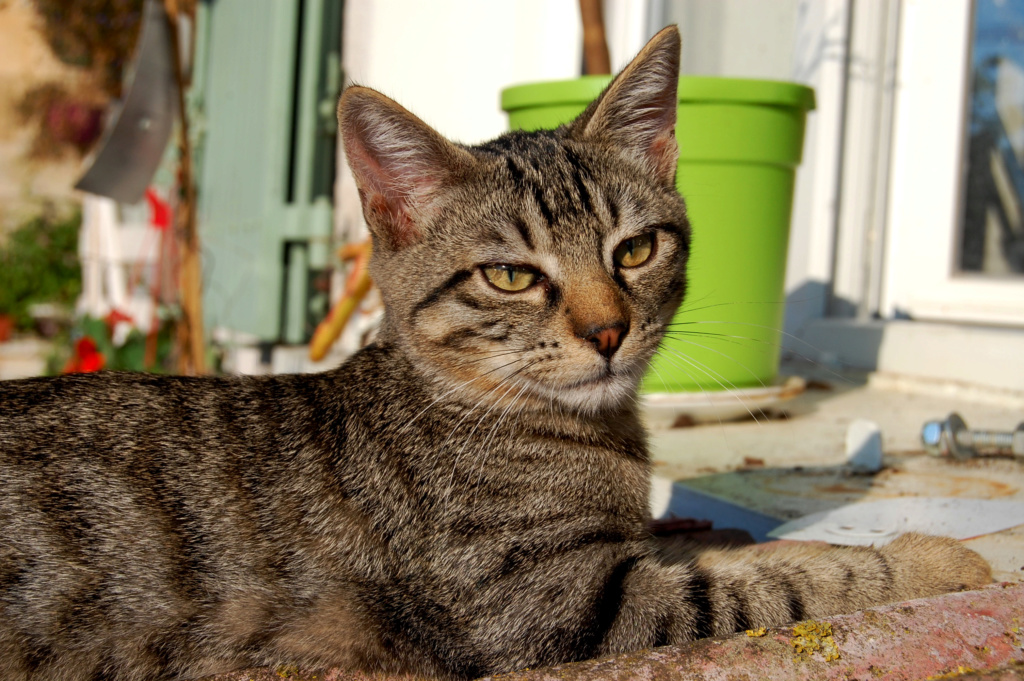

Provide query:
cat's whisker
left=643, top=348, right=744, bottom=436
left=658, top=334, right=770, bottom=390
left=399, top=354, right=535, bottom=435
left=644, top=360, right=671, bottom=393
left=666, top=319, right=814, bottom=347
left=653, top=361, right=753, bottom=450
left=643, top=346, right=749, bottom=443
left=618, top=364, right=649, bottom=413
left=654, top=343, right=773, bottom=425
left=658, top=346, right=769, bottom=421
left=399, top=374, right=485, bottom=436
left=645, top=351, right=717, bottom=406
left=672, top=298, right=786, bottom=318
left=442, top=389, right=517, bottom=510
left=662, top=320, right=854, bottom=385
left=649, top=348, right=767, bottom=424
left=471, top=379, right=534, bottom=503
left=442, top=359, right=543, bottom=515
left=660, top=328, right=753, bottom=347
left=436, top=360, right=532, bottom=465
left=439, top=384, right=513, bottom=517
left=463, top=348, right=532, bottom=364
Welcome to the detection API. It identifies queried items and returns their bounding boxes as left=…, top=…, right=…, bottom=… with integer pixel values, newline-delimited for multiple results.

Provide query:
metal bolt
left=921, top=412, right=1024, bottom=460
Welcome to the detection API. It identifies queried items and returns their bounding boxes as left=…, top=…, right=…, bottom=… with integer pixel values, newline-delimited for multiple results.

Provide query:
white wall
left=340, top=0, right=582, bottom=145
left=784, top=0, right=850, bottom=341
left=661, top=0, right=800, bottom=80
left=334, top=0, right=584, bottom=242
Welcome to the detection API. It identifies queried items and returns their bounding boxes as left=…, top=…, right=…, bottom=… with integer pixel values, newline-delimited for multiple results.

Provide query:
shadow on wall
left=782, top=280, right=885, bottom=370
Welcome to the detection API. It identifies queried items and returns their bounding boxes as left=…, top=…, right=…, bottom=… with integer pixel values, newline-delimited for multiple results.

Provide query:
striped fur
left=0, top=26, right=989, bottom=681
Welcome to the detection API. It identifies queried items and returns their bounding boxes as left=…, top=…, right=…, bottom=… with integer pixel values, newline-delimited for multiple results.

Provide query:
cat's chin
left=533, top=372, right=640, bottom=415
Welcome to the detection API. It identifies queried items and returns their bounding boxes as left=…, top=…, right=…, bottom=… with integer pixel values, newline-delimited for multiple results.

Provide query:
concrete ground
left=647, top=360, right=1024, bottom=583
left=0, top=336, right=50, bottom=381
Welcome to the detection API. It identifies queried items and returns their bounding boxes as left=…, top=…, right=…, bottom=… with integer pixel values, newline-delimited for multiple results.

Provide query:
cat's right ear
left=569, top=26, right=681, bottom=186
left=338, top=87, right=475, bottom=251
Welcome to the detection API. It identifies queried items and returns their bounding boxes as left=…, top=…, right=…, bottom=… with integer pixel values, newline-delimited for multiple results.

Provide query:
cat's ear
left=570, top=26, right=680, bottom=185
left=338, top=87, right=475, bottom=250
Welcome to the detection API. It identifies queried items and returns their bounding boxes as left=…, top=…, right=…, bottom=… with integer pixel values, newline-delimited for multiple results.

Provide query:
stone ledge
left=198, top=582, right=1024, bottom=681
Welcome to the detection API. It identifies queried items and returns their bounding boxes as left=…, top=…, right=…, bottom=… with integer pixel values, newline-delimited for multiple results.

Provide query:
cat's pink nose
left=583, top=323, right=628, bottom=359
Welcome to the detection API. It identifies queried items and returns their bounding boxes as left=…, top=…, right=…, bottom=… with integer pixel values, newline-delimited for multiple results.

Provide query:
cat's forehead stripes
left=477, top=130, right=613, bottom=241
left=511, top=216, right=535, bottom=251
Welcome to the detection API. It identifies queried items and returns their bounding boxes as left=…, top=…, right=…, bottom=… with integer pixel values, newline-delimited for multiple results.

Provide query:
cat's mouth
left=538, top=366, right=638, bottom=412
left=554, top=364, right=635, bottom=397
left=570, top=369, right=615, bottom=388
left=517, top=363, right=618, bottom=395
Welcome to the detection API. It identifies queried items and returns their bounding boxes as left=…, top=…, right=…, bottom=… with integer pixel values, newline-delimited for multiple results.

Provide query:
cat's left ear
left=338, top=87, right=476, bottom=251
left=569, top=26, right=681, bottom=186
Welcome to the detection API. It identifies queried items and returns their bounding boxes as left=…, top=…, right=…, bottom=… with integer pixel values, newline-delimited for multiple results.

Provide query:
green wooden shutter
left=195, top=0, right=342, bottom=344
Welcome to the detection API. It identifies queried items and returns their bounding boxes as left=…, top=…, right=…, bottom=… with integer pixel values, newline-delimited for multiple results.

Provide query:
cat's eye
left=613, top=233, right=654, bottom=268
left=482, top=265, right=538, bottom=292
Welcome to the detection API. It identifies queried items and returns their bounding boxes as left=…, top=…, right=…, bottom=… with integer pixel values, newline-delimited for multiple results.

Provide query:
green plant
left=0, top=210, right=82, bottom=331
left=82, top=314, right=176, bottom=373
left=47, top=315, right=178, bottom=375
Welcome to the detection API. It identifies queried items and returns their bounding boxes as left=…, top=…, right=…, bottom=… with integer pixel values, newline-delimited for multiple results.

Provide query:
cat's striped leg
left=600, top=533, right=991, bottom=652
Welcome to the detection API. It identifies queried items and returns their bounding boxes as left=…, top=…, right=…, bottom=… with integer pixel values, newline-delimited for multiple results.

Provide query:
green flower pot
left=502, top=76, right=815, bottom=393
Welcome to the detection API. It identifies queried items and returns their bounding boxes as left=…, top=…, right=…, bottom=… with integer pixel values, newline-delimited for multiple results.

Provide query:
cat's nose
left=582, top=322, right=628, bottom=359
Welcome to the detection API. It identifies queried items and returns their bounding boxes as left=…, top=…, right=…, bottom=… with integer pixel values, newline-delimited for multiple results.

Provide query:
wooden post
left=163, top=0, right=206, bottom=375
left=579, top=0, right=612, bottom=75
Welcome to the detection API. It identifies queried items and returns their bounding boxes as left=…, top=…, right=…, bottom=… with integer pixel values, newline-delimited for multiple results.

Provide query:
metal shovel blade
left=74, top=0, right=176, bottom=204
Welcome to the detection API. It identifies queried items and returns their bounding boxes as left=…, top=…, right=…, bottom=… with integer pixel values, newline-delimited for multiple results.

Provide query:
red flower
left=63, top=337, right=106, bottom=374
left=104, top=308, right=133, bottom=329
left=145, top=188, right=171, bottom=230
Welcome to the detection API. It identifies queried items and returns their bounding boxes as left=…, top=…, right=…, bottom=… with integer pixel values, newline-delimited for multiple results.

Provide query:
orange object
left=579, top=0, right=611, bottom=75
left=309, top=240, right=374, bottom=362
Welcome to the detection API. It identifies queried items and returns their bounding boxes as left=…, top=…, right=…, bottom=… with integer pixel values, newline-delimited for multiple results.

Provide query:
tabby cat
left=0, top=26, right=990, bottom=681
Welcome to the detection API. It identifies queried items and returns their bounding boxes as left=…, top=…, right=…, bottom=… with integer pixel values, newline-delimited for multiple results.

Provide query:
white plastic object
left=768, top=497, right=1024, bottom=546
left=845, top=418, right=884, bottom=473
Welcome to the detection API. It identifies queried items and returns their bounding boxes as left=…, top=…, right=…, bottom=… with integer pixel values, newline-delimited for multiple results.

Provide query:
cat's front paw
left=880, top=533, right=992, bottom=601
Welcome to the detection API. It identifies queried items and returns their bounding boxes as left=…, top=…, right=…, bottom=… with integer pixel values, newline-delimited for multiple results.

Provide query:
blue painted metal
left=658, top=482, right=783, bottom=543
